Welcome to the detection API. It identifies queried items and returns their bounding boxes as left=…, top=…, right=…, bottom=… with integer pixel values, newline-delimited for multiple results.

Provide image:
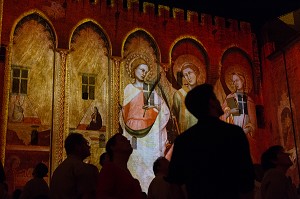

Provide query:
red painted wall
left=5, top=0, right=295, bottom=191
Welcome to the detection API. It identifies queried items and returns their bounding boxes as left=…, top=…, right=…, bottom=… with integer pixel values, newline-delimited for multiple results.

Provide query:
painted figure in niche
left=280, top=107, right=296, bottom=160
left=10, top=95, right=24, bottom=123
left=120, top=57, right=170, bottom=192
left=222, top=72, right=259, bottom=163
left=86, top=106, right=102, bottom=130
left=165, top=58, right=207, bottom=160
left=172, top=63, right=202, bottom=134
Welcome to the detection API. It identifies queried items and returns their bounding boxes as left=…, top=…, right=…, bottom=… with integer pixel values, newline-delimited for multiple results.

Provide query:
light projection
left=1, top=0, right=300, bottom=196
left=172, top=54, right=206, bottom=134
left=69, top=21, right=109, bottom=167
left=117, top=31, right=263, bottom=192
left=5, top=10, right=299, bottom=196
left=120, top=53, right=170, bottom=192
left=221, top=66, right=259, bottom=163
left=5, top=14, right=55, bottom=193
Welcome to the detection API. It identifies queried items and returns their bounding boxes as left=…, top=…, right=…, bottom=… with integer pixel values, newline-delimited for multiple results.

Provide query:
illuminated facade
left=0, top=0, right=299, bottom=193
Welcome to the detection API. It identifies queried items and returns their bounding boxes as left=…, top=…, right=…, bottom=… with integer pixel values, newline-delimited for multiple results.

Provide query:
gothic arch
left=68, top=20, right=111, bottom=167
left=3, top=12, right=57, bottom=192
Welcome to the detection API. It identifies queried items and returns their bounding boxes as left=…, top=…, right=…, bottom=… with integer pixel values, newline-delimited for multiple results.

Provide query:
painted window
left=82, top=74, right=95, bottom=100
left=12, top=67, right=28, bottom=94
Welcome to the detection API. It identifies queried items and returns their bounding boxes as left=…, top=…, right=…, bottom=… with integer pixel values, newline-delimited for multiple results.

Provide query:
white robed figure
left=120, top=57, right=170, bottom=192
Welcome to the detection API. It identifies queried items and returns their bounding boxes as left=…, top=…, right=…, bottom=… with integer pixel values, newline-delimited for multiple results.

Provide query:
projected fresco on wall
left=4, top=23, right=264, bottom=193
left=5, top=14, right=54, bottom=193
left=278, top=93, right=299, bottom=184
left=116, top=31, right=261, bottom=191
left=119, top=30, right=167, bottom=192
left=2, top=1, right=300, bottom=194
left=68, top=21, right=110, bottom=167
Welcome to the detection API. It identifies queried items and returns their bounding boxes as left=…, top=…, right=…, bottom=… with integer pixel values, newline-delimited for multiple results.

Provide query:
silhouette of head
left=64, top=133, right=91, bottom=160
left=33, top=162, right=48, bottom=178
left=0, top=160, right=5, bottom=183
left=106, top=133, right=132, bottom=161
left=99, top=152, right=109, bottom=166
left=153, top=156, right=169, bottom=176
left=261, top=145, right=292, bottom=172
left=185, top=83, right=223, bottom=118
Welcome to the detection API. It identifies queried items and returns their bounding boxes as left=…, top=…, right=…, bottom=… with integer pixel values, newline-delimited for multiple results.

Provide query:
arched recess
left=67, top=20, right=111, bottom=168
left=169, top=37, right=209, bottom=90
left=122, top=29, right=160, bottom=61
left=4, top=12, right=56, bottom=194
left=119, top=29, right=169, bottom=193
left=220, top=47, right=261, bottom=163
left=167, top=38, right=210, bottom=136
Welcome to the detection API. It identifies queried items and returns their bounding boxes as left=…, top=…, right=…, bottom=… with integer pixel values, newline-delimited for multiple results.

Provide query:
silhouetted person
left=253, top=164, right=264, bottom=199
left=0, top=160, right=7, bottom=199
left=50, top=133, right=98, bottom=199
left=167, top=83, right=255, bottom=199
left=0, top=160, right=5, bottom=183
left=99, top=152, right=109, bottom=167
left=148, top=156, right=186, bottom=199
left=260, top=145, right=298, bottom=199
left=20, top=162, right=49, bottom=199
left=12, top=189, right=22, bottom=199
left=96, top=133, right=144, bottom=199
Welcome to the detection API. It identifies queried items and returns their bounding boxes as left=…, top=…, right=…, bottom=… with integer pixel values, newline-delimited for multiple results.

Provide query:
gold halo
left=224, top=65, right=253, bottom=93
left=173, top=54, right=206, bottom=85
left=124, top=53, right=155, bottom=82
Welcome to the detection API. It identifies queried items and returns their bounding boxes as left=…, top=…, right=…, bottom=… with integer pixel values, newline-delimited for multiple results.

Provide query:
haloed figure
left=223, top=72, right=256, bottom=134
left=280, top=107, right=297, bottom=168
left=172, top=63, right=200, bottom=135
left=120, top=57, right=170, bottom=192
left=222, top=72, right=259, bottom=163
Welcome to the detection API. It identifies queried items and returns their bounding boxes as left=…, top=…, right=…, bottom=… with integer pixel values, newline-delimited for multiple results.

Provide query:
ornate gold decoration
left=51, top=49, right=69, bottom=171
left=0, top=44, right=10, bottom=163
left=110, top=56, right=122, bottom=135
left=69, top=19, right=111, bottom=51
left=122, top=28, right=160, bottom=61
left=0, top=0, right=3, bottom=43
left=224, top=64, right=253, bottom=93
left=173, top=54, right=206, bottom=84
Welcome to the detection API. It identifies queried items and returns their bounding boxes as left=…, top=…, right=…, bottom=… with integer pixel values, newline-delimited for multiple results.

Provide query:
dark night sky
left=141, top=0, right=300, bottom=26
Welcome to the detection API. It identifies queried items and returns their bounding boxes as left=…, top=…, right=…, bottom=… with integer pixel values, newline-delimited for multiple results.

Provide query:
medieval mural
left=1, top=0, right=300, bottom=195
left=68, top=21, right=110, bottom=167
left=278, top=93, right=299, bottom=184
left=119, top=30, right=171, bottom=192
left=5, top=14, right=55, bottom=193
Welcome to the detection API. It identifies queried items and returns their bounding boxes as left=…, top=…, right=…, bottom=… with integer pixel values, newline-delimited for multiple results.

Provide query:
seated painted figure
left=87, top=106, right=102, bottom=130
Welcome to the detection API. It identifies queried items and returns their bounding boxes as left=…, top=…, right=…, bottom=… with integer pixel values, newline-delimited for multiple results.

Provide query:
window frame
left=81, top=73, right=96, bottom=100
left=11, top=66, right=29, bottom=95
